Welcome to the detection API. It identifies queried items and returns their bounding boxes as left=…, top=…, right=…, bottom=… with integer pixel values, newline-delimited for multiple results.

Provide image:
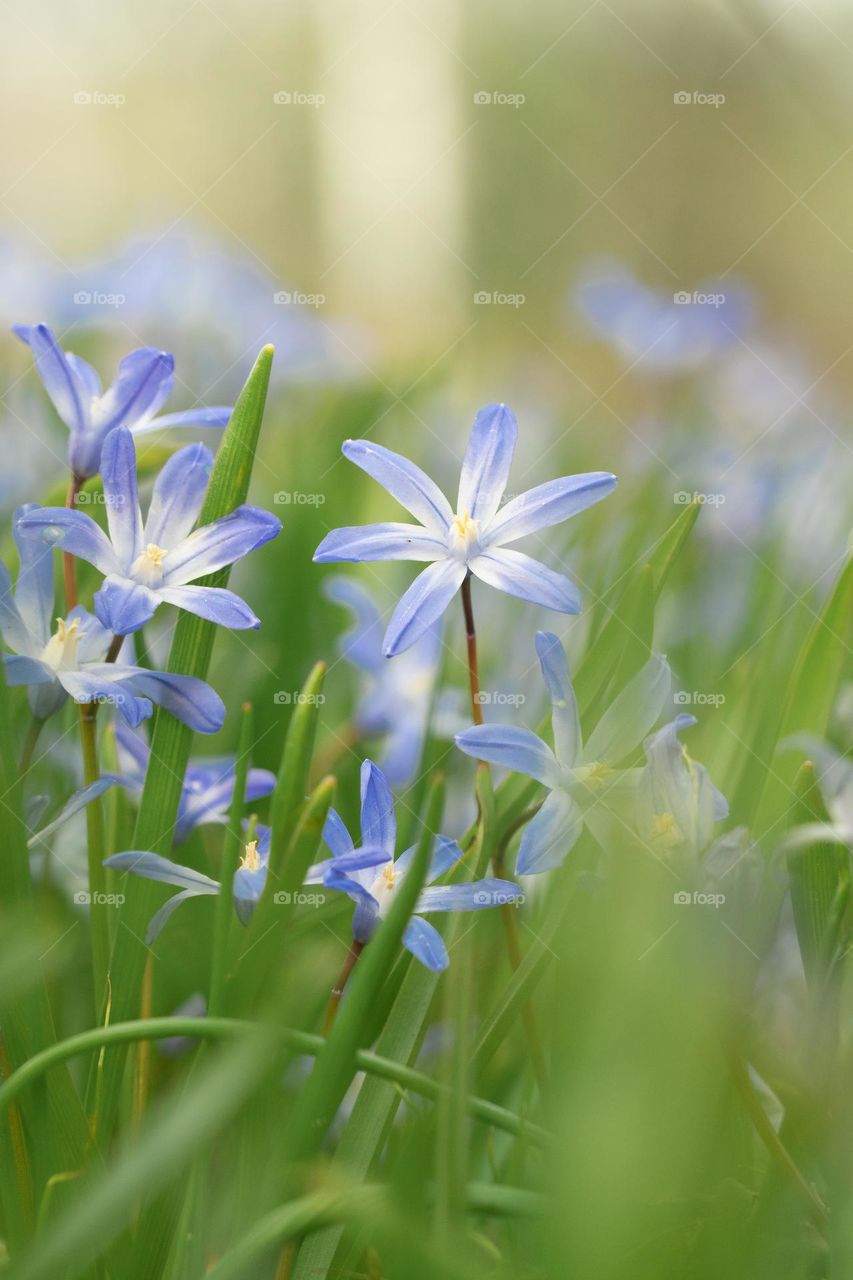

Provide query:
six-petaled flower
left=314, top=403, right=616, bottom=655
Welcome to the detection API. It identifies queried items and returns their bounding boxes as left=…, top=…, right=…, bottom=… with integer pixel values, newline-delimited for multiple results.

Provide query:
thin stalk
left=0, top=1019, right=547, bottom=1147
left=0, top=1035, right=34, bottom=1249
left=460, top=576, right=548, bottom=1093
left=18, top=716, right=44, bottom=779
left=323, top=940, right=364, bottom=1035
left=460, top=572, right=483, bottom=725
left=209, top=703, right=254, bottom=1018
left=79, top=703, right=110, bottom=1012
left=132, top=956, right=154, bottom=1135
left=63, top=476, right=82, bottom=611
left=728, top=1050, right=827, bottom=1229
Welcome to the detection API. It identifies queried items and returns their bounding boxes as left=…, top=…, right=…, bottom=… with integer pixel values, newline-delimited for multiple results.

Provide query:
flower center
left=42, top=616, right=81, bottom=671
left=577, top=760, right=614, bottom=789
left=132, top=543, right=168, bottom=586
left=651, top=811, right=683, bottom=848
left=240, top=840, right=262, bottom=872
left=372, top=861, right=400, bottom=916
left=449, top=509, right=479, bottom=559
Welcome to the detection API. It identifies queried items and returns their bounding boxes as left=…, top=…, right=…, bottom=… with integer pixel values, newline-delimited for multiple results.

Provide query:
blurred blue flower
left=18, top=426, right=281, bottom=635
left=115, top=722, right=276, bottom=845
left=456, top=632, right=671, bottom=874
left=633, top=713, right=728, bottom=862
left=105, top=822, right=387, bottom=942
left=314, top=404, right=616, bottom=656
left=0, top=506, right=224, bottom=731
left=575, top=264, right=753, bottom=373
left=324, top=575, right=442, bottom=786
left=14, top=322, right=231, bottom=480
left=320, top=759, right=522, bottom=971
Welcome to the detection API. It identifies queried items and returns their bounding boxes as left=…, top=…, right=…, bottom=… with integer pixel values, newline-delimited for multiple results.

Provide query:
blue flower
left=314, top=404, right=616, bottom=656
left=633, top=713, right=728, bottom=862
left=1, top=506, right=224, bottom=731
left=324, top=575, right=442, bottom=786
left=14, top=323, right=232, bottom=480
left=319, top=760, right=523, bottom=971
left=17, top=426, right=282, bottom=635
left=456, top=632, right=671, bottom=874
left=105, top=822, right=387, bottom=943
left=575, top=264, right=753, bottom=373
left=115, top=722, right=276, bottom=844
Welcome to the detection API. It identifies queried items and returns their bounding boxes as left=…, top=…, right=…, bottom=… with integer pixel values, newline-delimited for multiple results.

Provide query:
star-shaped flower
left=319, top=759, right=523, bottom=971
left=1, top=506, right=224, bottom=731
left=314, top=404, right=616, bottom=656
left=456, top=631, right=671, bottom=874
left=14, top=322, right=232, bottom=480
left=18, top=426, right=281, bottom=635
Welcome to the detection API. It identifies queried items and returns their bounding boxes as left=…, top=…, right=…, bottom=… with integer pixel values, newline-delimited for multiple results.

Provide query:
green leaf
left=754, top=555, right=853, bottom=839
left=788, top=762, right=848, bottom=991
left=266, top=660, right=327, bottom=882
left=90, top=345, right=274, bottom=1138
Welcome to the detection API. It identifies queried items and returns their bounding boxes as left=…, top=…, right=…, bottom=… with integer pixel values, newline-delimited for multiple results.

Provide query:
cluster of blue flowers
left=3, top=335, right=729, bottom=976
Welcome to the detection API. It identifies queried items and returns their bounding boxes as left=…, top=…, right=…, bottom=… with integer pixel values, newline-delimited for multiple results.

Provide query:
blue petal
left=233, top=864, right=268, bottom=924
left=341, top=439, right=453, bottom=534
left=137, top=406, right=231, bottom=433
left=104, top=849, right=221, bottom=893
left=0, top=561, right=32, bottom=655
left=95, top=348, right=174, bottom=433
left=307, top=844, right=390, bottom=883
left=323, top=576, right=383, bottom=674
left=534, top=631, right=580, bottom=767
left=383, top=559, right=467, bottom=657
left=16, top=507, right=120, bottom=576
left=115, top=721, right=149, bottom=779
left=322, top=807, right=355, bottom=858
left=4, top=655, right=56, bottom=686
left=584, top=654, right=671, bottom=764
left=28, top=778, right=116, bottom=847
left=12, top=504, right=55, bottom=646
left=13, top=323, right=89, bottom=437
left=402, top=916, right=448, bottom=970
left=94, top=576, right=161, bottom=635
left=397, top=834, right=463, bottom=882
left=360, top=759, right=396, bottom=855
left=65, top=352, right=101, bottom=398
left=484, top=472, right=617, bottom=545
left=313, top=523, right=447, bottom=564
left=156, top=585, right=260, bottom=629
left=144, top=889, right=206, bottom=945
left=144, top=442, right=212, bottom=547
left=96, top=666, right=226, bottom=734
left=516, top=790, right=583, bottom=875
left=415, top=878, right=523, bottom=912
left=455, top=724, right=561, bottom=788
left=100, top=427, right=143, bottom=567
left=162, top=505, right=281, bottom=585
left=469, top=547, right=581, bottom=613
left=323, top=869, right=379, bottom=942
left=457, top=404, right=517, bottom=524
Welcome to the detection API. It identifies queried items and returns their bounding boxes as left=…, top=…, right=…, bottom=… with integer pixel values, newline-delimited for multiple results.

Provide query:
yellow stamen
left=240, top=840, right=262, bottom=872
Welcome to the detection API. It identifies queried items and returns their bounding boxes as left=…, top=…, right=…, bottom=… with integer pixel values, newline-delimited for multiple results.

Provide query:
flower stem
left=105, top=633, right=124, bottom=664
left=79, top=702, right=110, bottom=1012
left=460, top=571, right=483, bottom=726
left=63, top=476, right=83, bottom=612
left=18, top=716, right=44, bottom=779
left=323, top=940, right=364, bottom=1035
